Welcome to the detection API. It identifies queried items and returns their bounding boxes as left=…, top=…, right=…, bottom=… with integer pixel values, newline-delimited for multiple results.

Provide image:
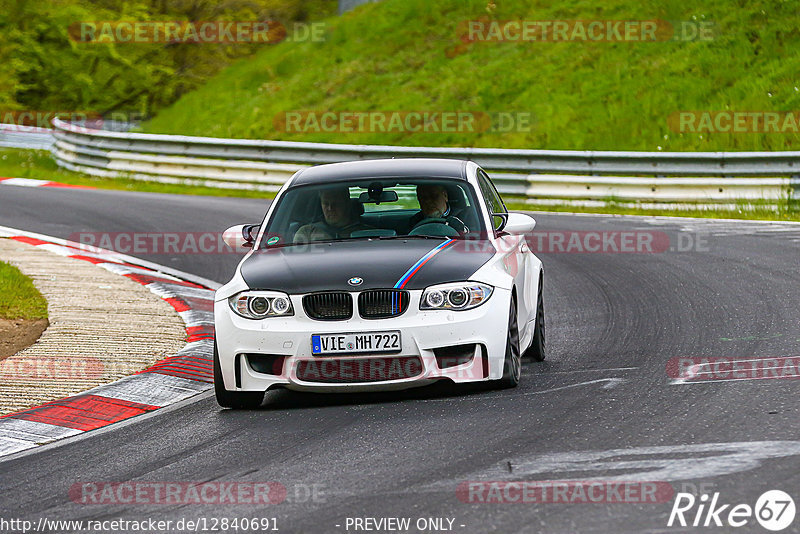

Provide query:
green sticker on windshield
left=267, top=236, right=280, bottom=245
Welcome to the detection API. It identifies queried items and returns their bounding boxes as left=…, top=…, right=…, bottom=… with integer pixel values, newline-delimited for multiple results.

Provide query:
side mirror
left=501, top=213, right=536, bottom=235
left=222, top=224, right=260, bottom=250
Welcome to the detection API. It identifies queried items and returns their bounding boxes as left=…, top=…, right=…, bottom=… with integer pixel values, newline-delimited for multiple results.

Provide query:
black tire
left=214, top=341, right=264, bottom=409
left=523, top=279, right=546, bottom=362
left=498, top=294, right=522, bottom=388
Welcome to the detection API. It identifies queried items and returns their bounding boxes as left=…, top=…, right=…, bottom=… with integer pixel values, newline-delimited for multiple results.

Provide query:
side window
left=477, top=170, right=507, bottom=230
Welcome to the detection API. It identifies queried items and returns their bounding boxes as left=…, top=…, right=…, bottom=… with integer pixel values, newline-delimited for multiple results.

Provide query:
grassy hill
left=0, top=0, right=335, bottom=119
left=142, top=0, right=800, bottom=152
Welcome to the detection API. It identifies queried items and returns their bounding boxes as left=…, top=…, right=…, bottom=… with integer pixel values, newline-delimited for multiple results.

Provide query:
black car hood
left=240, top=239, right=496, bottom=293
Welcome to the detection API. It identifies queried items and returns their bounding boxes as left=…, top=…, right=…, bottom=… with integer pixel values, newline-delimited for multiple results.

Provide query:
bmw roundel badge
left=348, top=277, right=363, bottom=286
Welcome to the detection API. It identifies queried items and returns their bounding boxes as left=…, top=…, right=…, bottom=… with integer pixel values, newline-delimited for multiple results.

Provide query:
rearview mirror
left=358, top=190, right=398, bottom=204
left=222, top=224, right=260, bottom=250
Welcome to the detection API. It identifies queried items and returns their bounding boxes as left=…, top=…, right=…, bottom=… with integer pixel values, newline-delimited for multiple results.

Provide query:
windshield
left=258, top=178, right=485, bottom=248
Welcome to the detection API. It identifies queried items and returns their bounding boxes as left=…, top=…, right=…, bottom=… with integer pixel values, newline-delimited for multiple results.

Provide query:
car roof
left=289, top=158, right=469, bottom=186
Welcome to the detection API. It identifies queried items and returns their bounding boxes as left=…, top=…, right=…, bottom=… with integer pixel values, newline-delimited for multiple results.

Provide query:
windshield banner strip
left=393, top=239, right=456, bottom=289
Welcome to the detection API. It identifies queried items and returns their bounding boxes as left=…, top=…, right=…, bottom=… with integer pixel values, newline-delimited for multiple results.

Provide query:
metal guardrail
left=47, top=118, right=800, bottom=206
left=0, top=124, right=54, bottom=150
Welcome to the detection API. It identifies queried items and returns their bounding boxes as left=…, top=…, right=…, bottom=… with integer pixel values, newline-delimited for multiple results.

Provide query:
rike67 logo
left=668, top=490, right=795, bottom=531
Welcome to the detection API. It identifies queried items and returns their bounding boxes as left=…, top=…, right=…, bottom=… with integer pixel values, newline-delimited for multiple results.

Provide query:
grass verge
left=508, top=200, right=800, bottom=222
left=0, top=260, right=48, bottom=320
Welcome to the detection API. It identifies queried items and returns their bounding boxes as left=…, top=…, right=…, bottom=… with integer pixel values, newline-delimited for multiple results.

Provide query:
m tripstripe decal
left=394, top=239, right=456, bottom=289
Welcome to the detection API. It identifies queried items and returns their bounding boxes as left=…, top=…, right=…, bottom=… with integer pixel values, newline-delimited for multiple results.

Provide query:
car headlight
left=229, top=291, right=294, bottom=319
left=420, top=282, right=493, bottom=311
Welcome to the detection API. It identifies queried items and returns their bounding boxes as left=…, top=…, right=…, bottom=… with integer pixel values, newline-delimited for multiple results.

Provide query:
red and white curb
left=0, top=226, right=220, bottom=459
left=0, top=177, right=94, bottom=189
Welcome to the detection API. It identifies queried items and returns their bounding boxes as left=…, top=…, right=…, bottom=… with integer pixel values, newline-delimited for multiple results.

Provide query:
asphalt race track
left=1, top=185, right=799, bottom=533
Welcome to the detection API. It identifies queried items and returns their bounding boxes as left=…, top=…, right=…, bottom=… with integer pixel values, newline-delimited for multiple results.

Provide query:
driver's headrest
left=446, top=186, right=467, bottom=209
left=351, top=199, right=365, bottom=216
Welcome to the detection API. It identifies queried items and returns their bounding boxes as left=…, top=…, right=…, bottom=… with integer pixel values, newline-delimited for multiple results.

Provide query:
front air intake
left=433, top=344, right=477, bottom=369
left=302, top=292, right=353, bottom=320
left=295, top=356, right=423, bottom=383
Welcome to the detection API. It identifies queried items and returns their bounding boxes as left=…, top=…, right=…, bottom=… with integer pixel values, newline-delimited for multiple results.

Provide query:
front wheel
left=498, top=295, right=521, bottom=388
left=523, top=280, right=546, bottom=361
left=214, top=341, right=264, bottom=409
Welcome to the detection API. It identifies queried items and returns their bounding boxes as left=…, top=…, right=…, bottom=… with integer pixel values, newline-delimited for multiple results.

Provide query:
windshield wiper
left=262, top=235, right=454, bottom=248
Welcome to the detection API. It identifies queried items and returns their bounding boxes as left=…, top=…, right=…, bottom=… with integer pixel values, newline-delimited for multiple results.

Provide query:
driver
left=294, top=187, right=373, bottom=242
left=409, top=184, right=468, bottom=233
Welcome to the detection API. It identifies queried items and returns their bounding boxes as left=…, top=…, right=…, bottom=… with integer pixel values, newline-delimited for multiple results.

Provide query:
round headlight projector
left=447, top=288, right=468, bottom=308
left=249, top=297, right=270, bottom=316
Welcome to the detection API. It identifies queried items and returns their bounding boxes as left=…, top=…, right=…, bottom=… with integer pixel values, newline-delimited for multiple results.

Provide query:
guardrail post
left=790, top=175, right=800, bottom=212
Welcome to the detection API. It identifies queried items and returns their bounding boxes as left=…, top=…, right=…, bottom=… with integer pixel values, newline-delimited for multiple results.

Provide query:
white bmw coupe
left=214, top=158, right=545, bottom=408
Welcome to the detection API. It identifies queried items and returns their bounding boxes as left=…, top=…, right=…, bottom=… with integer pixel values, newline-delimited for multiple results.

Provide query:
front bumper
left=214, top=288, right=511, bottom=393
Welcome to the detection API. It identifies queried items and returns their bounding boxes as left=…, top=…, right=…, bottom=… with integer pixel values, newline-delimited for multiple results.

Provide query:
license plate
left=311, top=331, right=401, bottom=355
